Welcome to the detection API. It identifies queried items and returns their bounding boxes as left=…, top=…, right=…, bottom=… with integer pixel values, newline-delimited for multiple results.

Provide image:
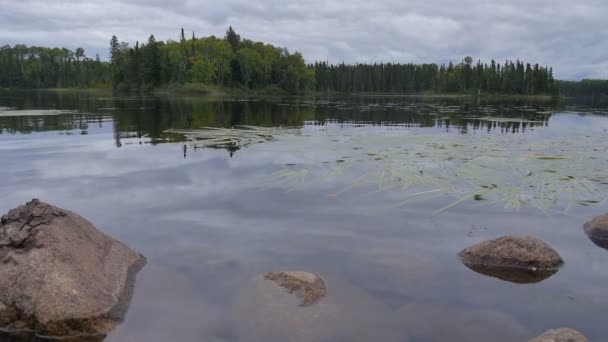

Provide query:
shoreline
left=1, top=86, right=559, bottom=101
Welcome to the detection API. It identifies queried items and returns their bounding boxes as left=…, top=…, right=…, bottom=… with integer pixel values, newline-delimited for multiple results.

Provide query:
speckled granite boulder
left=0, top=199, right=146, bottom=339
left=584, top=214, right=608, bottom=250
left=529, top=328, right=587, bottom=342
left=458, top=236, right=563, bottom=283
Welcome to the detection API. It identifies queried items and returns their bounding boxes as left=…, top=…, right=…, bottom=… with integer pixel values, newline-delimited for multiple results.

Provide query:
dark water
left=1, top=90, right=608, bottom=341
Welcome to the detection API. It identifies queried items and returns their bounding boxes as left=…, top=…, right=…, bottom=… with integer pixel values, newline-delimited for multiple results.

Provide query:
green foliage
left=0, top=45, right=110, bottom=88
left=225, top=26, right=241, bottom=52
left=282, top=53, right=316, bottom=93
left=143, top=35, right=161, bottom=89
left=314, top=58, right=559, bottom=95
left=105, top=27, right=315, bottom=94
left=558, top=79, right=608, bottom=97
left=236, top=48, right=264, bottom=87
left=3, top=29, right=606, bottom=98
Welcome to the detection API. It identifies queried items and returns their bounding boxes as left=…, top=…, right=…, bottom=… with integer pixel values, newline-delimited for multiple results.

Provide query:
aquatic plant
left=169, top=122, right=608, bottom=215
left=0, top=109, right=78, bottom=117
left=166, top=125, right=301, bottom=149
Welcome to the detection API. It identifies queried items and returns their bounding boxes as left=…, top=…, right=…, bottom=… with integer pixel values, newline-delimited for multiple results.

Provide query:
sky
left=1, top=0, right=606, bottom=80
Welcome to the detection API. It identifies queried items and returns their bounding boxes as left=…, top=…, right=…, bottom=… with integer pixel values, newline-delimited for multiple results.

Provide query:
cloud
left=0, top=0, right=606, bottom=79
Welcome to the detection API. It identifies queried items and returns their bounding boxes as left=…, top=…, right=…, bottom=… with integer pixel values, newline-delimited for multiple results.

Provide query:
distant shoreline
left=0, top=86, right=559, bottom=101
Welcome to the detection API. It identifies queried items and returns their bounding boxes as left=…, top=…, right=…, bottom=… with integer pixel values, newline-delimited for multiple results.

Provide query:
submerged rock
left=264, top=271, right=327, bottom=305
left=0, top=199, right=146, bottom=340
left=462, top=263, right=557, bottom=284
left=458, top=236, right=563, bottom=283
left=584, top=214, right=608, bottom=250
left=234, top=272, right=404, bottom=342
left=529, top=328, right=588, bottom=342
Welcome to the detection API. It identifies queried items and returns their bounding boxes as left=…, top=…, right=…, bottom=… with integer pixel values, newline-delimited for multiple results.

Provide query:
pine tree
left=178, top=28, right=188, bottom=83
left=225, top=26, right=241, bottom=52
left=191, top=31, right=196, bottom=55
left=143, top=35, right=160, bottom=88
left=129, top=41, right=142, bottom=93
left=109, top=35, right=120, bottom=91
left=109, top=36, right=119, bottom=64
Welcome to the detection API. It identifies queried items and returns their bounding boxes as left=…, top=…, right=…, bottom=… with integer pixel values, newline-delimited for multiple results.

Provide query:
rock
left=462, top=263, right=557, bottom=284
left=0, top=199, right=146, bottom=339
left=458, top=236, right=563, bottom=283
left=234, top=271, right=404, bottom=342
left=584, top=214, right=608, bottom=250
left=529, top=328, right=588, bottom=342
left=396, top=303, right=530, bottom=342
left=264, top=271, right=327, bottom=305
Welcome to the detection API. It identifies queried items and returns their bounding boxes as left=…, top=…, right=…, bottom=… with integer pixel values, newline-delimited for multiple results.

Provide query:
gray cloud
left=0, top=0, right=606, bottom=79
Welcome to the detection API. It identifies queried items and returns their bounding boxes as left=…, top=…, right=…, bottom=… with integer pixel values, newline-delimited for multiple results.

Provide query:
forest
left=0, top=45, right=109, bottom=88
left=314, top=59, right=558, bottom=95
left=108, top=27, right=314, bottom=94
left=557, top=79, right=608, bottom=97
left=0, top=27, right=606, bottom=97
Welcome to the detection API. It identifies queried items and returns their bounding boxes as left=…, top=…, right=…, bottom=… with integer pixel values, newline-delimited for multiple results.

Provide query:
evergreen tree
left=109, top=35, right=120, bottom=90
left=225, top=26, right=241, bottom=52
left=143, top=35, right=161, bottom=88
left=191, top=31, right=196, bottom=55
left=128, top=41, right=142, bottom=93
left=75, top=47, right=85, bottom=61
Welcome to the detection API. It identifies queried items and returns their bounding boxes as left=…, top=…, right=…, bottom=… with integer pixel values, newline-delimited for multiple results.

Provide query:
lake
left=1, top=90, right=607, bottom=341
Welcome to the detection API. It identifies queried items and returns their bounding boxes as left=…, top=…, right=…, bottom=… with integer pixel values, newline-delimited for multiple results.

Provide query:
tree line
left=314, top=58, right=558, bottom=95
left=2, top=27, right=607, bottom=98
left=0, top=45, right=110, bottom=88
left=109, top=27, right=315, bottom=94
left=558, top=79, right=608, bottom=97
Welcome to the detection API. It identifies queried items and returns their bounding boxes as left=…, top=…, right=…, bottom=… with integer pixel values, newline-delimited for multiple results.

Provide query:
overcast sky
left=1, top=0, right=606, bottom=80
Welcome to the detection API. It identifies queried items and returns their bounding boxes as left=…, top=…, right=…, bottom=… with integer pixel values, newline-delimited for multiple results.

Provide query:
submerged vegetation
left=172, top=122, right=608, bottom=215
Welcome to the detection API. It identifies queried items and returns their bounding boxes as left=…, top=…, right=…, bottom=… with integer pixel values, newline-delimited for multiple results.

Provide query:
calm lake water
left=1, top=90, right=607, bottom=341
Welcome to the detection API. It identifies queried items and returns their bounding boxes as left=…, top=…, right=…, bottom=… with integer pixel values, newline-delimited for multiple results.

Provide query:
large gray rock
left=0, top=199, right=146, bottom=340
left=584, top=214, right=608, bottom=250
left=529, top=328, right=588, bottom=342
left=458, top=236, right=563, bottom=283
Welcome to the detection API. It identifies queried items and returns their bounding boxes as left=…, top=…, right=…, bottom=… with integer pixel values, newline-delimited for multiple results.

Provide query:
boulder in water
left=0, top=199, right=146, bottom=340
left=529, top=328, right=587, bottom=342
left=234, top=271, right=404, bottom=342
left=264, top=271, right=327, bottom=306
left=584, top=214, right=608, bottom=250
left=458, top=236, right=563, bottom=283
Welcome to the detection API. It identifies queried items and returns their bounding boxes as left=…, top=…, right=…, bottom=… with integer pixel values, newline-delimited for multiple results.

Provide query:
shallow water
left=1, top=90, right=607, bottom=341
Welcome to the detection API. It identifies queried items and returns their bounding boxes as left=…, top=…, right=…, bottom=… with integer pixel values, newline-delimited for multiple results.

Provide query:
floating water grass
left=169, top=124, right=608, bottom=214
left=463, top=116, right=547, bottom=124
left=0, top=109, right=78, bottom=117
left=166, top=125, right=301, bottom=149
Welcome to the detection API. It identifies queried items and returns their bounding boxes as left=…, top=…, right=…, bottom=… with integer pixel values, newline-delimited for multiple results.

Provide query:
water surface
left=1, top=90, right=607, bottom=341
